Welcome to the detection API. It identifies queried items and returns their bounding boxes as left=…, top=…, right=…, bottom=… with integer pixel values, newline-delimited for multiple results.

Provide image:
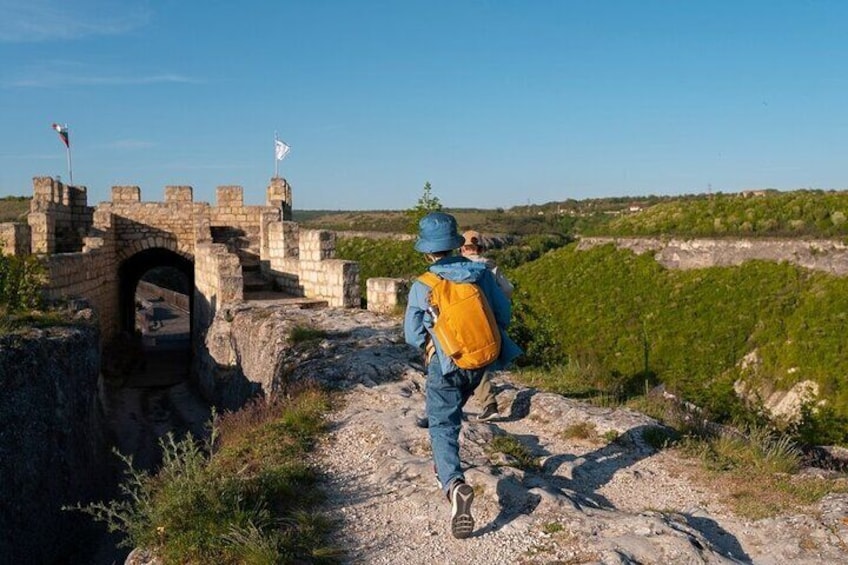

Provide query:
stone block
left=111, top=186, right=141, bottom=202
left=216, top=186, right=244, bottom=207
left=165, top=185, right=193, bottom=202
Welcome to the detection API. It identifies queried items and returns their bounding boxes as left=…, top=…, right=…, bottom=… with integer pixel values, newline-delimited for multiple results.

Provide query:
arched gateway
left=3, top=176, right=360, bottom=346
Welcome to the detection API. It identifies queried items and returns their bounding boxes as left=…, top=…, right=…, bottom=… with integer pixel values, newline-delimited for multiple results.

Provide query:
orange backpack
left=418, top=272, right=501, bottom=370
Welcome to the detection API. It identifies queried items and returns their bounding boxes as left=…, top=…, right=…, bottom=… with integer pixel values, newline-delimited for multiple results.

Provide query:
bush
left=0, top=254, right=45, bottom=312
left=335, top=237, right=428, bottom=298
left=70, top=388, right=338, bottom=564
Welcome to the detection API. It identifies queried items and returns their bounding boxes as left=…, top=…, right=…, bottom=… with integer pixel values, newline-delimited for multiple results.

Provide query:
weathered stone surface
left=16, top=177, right=362, bottom=344
left=579, top=236, right=848, bottom=276
left=0, top=322, right=112, bottom=563
left=195, top=304, right=410, bottom=408
left=186, top=304, right=848, bottom=564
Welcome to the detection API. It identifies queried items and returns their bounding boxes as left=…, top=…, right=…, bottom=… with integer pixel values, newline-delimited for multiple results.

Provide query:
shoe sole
left=451, top=483, right=475, bottom=539
left=476, top=407, right=500, bottom=422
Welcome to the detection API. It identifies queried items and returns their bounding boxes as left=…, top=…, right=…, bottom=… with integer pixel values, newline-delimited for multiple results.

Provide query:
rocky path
left=289, top=309, right=848, bottom=565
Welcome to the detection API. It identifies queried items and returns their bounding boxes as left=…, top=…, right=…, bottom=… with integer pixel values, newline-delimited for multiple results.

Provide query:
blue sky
left=1, top=1, right=847, bottom=210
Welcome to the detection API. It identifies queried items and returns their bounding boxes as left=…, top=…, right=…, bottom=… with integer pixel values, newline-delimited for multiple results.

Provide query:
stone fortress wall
left=0, top=176, right=360, bottom=343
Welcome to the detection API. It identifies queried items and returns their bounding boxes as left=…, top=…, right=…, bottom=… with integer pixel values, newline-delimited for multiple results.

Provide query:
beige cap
left=462, top=230, right=481, bottom=247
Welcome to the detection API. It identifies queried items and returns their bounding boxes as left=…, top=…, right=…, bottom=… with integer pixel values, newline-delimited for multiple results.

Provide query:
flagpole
left=274, top=131, right=279, bottom=178
left=66, top=143, right=73, bottom=185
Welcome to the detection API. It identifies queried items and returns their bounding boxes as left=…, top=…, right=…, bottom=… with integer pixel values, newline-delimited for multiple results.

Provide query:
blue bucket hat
left=414, top=212, right=465, bottom=253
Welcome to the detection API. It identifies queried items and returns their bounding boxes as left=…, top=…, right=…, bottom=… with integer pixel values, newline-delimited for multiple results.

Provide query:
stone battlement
left=1, top=176, right=359, bottom=343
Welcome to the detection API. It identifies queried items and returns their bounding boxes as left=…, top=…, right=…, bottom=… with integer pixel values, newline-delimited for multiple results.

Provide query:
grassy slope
left=511, top=243, right=848, bottom=441
left=593, top=190, right=848, bottom=238
left=0, top=196, right=30, bottom=222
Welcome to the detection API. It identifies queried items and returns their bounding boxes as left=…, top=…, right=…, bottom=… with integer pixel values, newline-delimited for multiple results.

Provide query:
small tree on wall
left=406, top=181, right=443, bottom=233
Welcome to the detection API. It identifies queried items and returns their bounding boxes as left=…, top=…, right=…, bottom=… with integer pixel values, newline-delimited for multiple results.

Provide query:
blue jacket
left=404, top=255, right=523, bottom=375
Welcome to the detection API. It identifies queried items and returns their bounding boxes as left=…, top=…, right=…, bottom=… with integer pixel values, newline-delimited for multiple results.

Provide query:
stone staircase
left=211, top=225, right=327, bottom=308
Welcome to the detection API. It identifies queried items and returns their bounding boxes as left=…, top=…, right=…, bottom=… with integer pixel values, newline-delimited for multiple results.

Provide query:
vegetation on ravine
left=71, top=387, right=339, bottom=565
left=589, top=189, right=848, bottom=238
left=510, top=243, right=848, bottom=444
left=9, top=186, right=848, bottom=560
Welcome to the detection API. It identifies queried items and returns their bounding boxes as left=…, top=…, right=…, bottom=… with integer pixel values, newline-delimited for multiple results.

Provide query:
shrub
left=0, top=254, right=45, bottom=312
left=335, top=236, right=427, bottom=298
left=70, top=388, right=337, bottom=564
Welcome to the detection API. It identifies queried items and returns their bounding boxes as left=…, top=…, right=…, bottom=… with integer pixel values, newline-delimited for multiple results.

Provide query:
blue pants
left=426, top=360, right=485, bottom=495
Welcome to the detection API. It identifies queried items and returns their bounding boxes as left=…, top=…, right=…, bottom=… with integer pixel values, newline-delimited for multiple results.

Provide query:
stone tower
left=266, top=177, right=293, bottom=220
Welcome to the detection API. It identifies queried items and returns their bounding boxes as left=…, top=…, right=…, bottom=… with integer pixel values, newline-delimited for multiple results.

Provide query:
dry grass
left=0, top=196, right=30, bottom=222
left=674, top=427, right=848, bottom=519
left=559, top=421, right=603, bottom=445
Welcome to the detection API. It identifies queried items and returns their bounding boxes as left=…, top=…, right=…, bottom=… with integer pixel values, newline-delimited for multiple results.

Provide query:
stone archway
left=118, top=247, right=194, bottom=337
left=106, top=247, right=210, bottom=477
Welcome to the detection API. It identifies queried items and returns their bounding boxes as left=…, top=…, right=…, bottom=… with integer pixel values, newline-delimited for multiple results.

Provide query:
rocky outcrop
left=0, top=317, right=112, bottom=563
left=188, top=304, right=848, bottom=563
left=578, top=236, right=848, bottom=275
left=194, top=304, right=412, bottom=408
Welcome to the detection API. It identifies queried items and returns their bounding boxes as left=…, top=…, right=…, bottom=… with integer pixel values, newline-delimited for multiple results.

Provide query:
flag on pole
left=52, top=123, right=70, bottom=147
left=275, top=138, right=290, bottom=161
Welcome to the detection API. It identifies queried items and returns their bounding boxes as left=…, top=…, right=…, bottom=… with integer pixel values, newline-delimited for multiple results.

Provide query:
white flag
left=275, top=139, right=290, bottom=161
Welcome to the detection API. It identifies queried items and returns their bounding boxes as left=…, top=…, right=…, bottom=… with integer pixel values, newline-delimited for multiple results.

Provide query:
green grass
left=541, top=521, right=564, bottom=534
left=511, top=243, right=848, bottom=443
left=0, top=254, right=45, bottom=312
left=289, top=325, right=328, bottom=344
left=70, top=387, right=340, bottom=565
left=523, top=362, right=846, bottom=519
left=673, top=423, right=848, bottom=519
left=559, top=421, right=599, bottom=442
left=335, top=236, right=428, bottom=298
left=0, top=254, right=54, bottom=336
left=589, top=189, right=848, bottom=238
left=487, top=434, right=541, bottom=471
left=0, top=309, right=76, bottom=335
left=682, top=424, right=802, bottom=475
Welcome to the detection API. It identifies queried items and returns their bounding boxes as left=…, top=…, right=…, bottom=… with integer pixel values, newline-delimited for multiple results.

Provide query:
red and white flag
left=52, top=123, right=69, bottom=148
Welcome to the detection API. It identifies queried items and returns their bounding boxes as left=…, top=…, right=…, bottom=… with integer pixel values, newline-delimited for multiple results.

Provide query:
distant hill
left=297, top=189, right=848, bottom=240
left=0, top=196, right=30, bottom=222
left=9, top=189, right=848, bottom=239
left=590, top=189, right=848, bottom=238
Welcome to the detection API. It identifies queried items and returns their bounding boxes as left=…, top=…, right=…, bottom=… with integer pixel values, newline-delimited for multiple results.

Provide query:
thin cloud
left=108, top=139, right=156, bottom=150
left=0, top=0, right=151, bottom=43
left=0, top=153, right=60, bottom=161
left=2, top=60, right=201, bottom=88
left=163, top=161, right=253, bottom=171
left=7, top=75, right=198, bottom=87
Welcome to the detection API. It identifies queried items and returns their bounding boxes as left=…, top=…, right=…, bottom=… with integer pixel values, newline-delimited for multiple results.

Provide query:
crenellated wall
left=27, top=177, right=93, bottom=253
left=5, top=176, right=362, bottom=344
left=261, top=221, right=360, bottom=308
left=194, top=242, right=244, bottom=333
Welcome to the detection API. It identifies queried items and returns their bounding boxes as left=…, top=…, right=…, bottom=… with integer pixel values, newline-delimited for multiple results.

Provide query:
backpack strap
left=417, top=271, right=441, bottom=287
